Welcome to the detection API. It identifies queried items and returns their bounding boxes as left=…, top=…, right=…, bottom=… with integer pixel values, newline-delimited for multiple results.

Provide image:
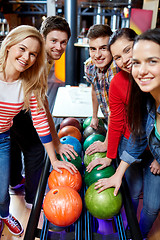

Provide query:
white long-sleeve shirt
left=0, top=79, right=52, bottom=144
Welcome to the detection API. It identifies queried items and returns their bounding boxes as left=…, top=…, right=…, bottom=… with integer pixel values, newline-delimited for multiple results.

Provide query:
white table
left=52, top=86, right=104, bottom=118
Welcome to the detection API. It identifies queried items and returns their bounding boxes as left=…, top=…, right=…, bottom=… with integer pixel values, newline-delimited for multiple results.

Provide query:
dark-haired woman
left=95, top=28, right=160, bottom=239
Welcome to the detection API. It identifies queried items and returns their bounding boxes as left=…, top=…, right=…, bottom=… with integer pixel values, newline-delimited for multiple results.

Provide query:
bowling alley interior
left=0, top=0, right=160, bottom=239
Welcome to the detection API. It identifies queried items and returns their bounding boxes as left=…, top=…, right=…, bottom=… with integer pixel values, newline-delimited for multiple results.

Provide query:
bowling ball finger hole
left=53, top=190, right=59, bottom=195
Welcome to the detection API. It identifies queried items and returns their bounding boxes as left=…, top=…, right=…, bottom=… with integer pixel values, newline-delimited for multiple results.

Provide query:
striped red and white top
left=0, top=79, right=52, bottom=144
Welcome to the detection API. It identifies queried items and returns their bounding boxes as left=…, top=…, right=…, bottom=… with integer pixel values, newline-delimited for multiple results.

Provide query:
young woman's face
left=7, top=37, right=40, bottom=73
left=89, top=36, right=112, bottom=71
left=132, top=40, right=160, bottom=94
left=110, top=37, right=133, bottom=73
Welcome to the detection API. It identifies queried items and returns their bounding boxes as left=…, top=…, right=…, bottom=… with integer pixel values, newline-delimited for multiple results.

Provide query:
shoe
left=2, top=214, right=24, bottom=236
left=10, top=177, right=25, bottom=190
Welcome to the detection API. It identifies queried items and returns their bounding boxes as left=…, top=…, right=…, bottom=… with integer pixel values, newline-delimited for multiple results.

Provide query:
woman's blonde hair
left=0, top=25, right=47, bottom=109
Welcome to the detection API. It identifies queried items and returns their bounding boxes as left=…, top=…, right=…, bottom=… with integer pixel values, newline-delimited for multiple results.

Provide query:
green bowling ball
left=83, top=134, right=105, bottom=151
left=84, top=152, right=107, bottom=167
left=84, top=165, right=115, bottom=187
left=85, top=183, right=122, bottom=219
left=57, top=154, right=82, bottom=171
left=83, top=117, right=104, bottom=130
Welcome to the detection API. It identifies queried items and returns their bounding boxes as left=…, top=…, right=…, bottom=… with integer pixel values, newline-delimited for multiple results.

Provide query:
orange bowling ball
left=58, top=125, right=82, bottom=142
left=43, top=186, right=82, bottom=227
left=48, top=168, right=82, bottom=192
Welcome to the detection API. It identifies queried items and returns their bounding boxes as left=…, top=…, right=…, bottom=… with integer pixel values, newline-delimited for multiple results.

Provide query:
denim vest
left=120, top=98, right=160, bottom=165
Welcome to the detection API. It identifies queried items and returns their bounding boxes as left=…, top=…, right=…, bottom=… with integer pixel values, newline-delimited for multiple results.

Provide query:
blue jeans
left=119, top=135, right=160, bottom=238
left=0, top=132, right=10, bottom=218
left=139, top=156, right=160, bottom=237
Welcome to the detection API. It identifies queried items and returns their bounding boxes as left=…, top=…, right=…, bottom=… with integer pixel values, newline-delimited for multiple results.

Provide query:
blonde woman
left=0, top=25, right=77, bottom=236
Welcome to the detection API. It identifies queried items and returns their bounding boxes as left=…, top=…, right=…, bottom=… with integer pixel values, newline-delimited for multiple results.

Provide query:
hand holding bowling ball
left=48, top=168, right=82, bottom=192
left=84, top=164, right=115, bottom=187
left=95, top=170, right=123, bottom=197
left=84, top=152, right=107, bottom=167
left=60, top=136, right=82, bottom=156
left=83, top=117, right=104, bottom=130
left=57, top=153, right=82, bottom=171
left=83, top=134, right=105, bottom=152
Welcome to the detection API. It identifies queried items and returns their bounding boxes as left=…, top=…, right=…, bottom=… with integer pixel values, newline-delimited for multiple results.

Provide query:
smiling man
left=84, top=24, right=120, bottom=155
left=41, top=16, right=70, bottom=63
left=40, top=16, right=71, bottom=111
left=85, top=24, right=120, bottom=129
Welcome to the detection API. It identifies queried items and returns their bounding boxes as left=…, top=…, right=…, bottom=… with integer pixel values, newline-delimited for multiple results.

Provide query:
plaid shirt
left=84, top=58, right=120, bottom=119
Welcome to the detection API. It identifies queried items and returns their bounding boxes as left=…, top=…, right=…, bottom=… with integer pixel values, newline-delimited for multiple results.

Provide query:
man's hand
left=90, top=117, right=99, bottom=129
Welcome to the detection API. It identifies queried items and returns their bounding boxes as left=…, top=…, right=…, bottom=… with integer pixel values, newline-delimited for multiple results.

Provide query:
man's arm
left=90, top=84, right=99, bottom=129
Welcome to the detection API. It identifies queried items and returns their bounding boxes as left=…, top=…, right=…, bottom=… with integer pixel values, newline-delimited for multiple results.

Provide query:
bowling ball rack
left=23, top=154, right=143, bottom=240
left=24, top=122, right=143, bottom=240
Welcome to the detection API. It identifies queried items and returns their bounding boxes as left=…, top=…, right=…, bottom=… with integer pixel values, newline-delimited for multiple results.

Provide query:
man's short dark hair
left=87, top=24, right=113, bottom=39
left=40, top=15, right=71, bottom=40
